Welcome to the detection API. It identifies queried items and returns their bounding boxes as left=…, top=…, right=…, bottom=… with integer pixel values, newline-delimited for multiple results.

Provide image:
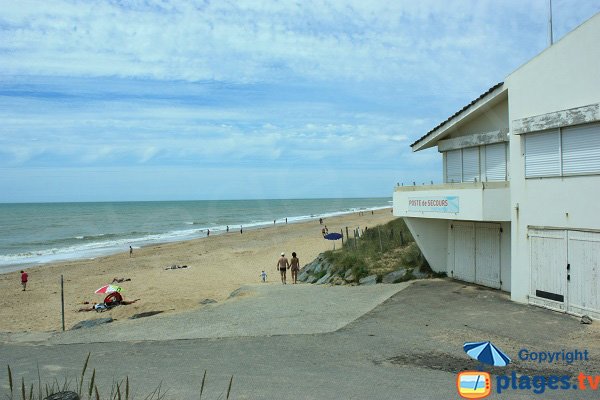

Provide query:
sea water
left=0, top=198, right=390, bottom=273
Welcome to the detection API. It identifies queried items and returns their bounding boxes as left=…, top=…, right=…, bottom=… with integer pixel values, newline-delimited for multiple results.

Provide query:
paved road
left=2, top=280, right=599, bottom=399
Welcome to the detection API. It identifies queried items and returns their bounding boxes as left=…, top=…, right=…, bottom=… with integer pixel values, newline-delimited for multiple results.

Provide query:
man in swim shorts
left=277, top=252, right=290, bottom=284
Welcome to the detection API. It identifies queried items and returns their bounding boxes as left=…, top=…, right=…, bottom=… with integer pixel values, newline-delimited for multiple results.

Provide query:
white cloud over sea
left=0, top=1, right=599, bottom=201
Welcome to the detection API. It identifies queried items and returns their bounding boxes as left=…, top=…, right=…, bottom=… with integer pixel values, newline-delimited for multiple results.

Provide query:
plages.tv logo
left=456, top=341, right=511, bottom=399
left=456, top=371, right=491, bottom=399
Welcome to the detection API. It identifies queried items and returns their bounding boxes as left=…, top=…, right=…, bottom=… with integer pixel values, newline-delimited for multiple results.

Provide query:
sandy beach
left=0, top=209, right=395, bottom=333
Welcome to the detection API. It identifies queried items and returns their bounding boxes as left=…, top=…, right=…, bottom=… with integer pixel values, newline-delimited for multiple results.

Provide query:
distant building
left=393, top=13, right=600, bottom=318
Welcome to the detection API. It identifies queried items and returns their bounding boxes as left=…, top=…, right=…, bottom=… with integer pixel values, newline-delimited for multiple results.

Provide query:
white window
left=524, top=122, right=600, bottom=178
left=485, top=143, right=507, bottom=181
left=462, top=147, right=480, bottom=182
left=445, top=150, right=462, bottom=183
left=525, top=129, right=560, bottom=178
left=562, top=123, right=600, bottom=175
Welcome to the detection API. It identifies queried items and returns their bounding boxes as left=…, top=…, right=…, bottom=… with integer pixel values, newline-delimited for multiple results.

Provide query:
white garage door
left=567, top=231, right=600, bottom=318
left=475, top=223, right=501, bottom=289
left=529, top=228, right=600, bottom=319
left=453, top=222, right=476, bottom=283
left=529, top=229, right=568, bottom=312
left=451, top=221, right=501, bottom=289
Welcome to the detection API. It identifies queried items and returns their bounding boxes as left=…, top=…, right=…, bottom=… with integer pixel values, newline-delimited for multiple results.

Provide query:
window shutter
left=562, top=123, right=600, bottom=175
left=485, top=143, right=507, bottom=181
left=445, top=150, right=462, bottom=183
left=525, top=129, right=560, bottom=178
left=462, top=147, right=480, bottom=182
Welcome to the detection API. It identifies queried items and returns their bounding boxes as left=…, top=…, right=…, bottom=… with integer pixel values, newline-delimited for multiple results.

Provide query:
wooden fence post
left=61, top=275, right=65, bottom=332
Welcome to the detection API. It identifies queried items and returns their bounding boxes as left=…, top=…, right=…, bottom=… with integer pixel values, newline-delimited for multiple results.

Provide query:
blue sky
left=1, top=1, right=599, bottom=202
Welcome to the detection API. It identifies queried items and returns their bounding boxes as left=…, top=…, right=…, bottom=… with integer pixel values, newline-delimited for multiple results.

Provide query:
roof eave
left=411, top=82, right=506, bottom=152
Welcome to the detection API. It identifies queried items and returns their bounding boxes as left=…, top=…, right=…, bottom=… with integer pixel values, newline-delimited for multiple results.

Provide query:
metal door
left=567, top=230, right=600, bottom=319
left=529, top=228, right=568, bottom=312
left=453, top=222, right=476, bottom=283
left=475, top=223, right=501, bottom=289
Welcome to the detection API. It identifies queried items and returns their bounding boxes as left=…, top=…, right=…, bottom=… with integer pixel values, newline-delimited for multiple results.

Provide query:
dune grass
left=324, top=218, right=432, bottom=282
left=4, top=354, right=233, bottom=400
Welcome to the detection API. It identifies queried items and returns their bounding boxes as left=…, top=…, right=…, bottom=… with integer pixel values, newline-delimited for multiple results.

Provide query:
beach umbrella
left=95, top=284, right=123, bottom=295
left=463, top=341, right=511, bottom=367
left=323, top=232, right=343, bottom=249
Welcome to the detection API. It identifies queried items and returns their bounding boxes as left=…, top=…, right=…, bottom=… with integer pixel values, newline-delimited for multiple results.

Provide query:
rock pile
left=298, top=253, right=429, bottom=286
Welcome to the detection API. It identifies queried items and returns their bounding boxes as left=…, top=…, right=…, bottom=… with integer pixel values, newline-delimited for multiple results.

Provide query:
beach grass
left=324, top=218, right=431, bottom=281
left=4, top=354, right=231, bottom=400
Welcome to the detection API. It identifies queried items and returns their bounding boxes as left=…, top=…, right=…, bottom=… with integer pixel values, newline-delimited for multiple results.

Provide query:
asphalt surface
left=2, top=279, right=600, bottom=399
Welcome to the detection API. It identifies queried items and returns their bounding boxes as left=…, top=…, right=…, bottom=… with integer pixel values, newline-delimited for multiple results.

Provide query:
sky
left=1, top=1, right=599, bottom=203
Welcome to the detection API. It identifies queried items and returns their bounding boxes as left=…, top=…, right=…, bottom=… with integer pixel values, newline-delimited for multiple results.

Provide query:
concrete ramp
left=42, top=283, right=409, bottom=344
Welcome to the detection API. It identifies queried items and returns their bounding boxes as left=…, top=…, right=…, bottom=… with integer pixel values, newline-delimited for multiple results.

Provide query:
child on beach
left=261, top=270, right=267, bottom=282
left=20, top=270, right=28, bottom=291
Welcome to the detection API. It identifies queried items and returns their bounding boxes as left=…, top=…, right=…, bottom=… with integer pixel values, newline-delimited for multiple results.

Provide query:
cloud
left=0, top=1, right=598, bottom=201
left=2, top=0, right=596, bottom=86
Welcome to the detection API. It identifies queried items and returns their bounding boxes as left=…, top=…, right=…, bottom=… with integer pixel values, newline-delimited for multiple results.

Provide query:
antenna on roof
left=547, top=0, right=554, bottom=46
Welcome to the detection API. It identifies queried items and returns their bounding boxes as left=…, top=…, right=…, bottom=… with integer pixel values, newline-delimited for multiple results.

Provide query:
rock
left=129, top=311, right=163, bottom=319
left=412, top=269, right=429, bottom=279
left=300, top=261, right=317, bottom=274
left=313, top=263, right=324, bottom=274
left=71, top=318, right=113, bottom=330
left=344, top=274, right=355, bottom=283
left=306, top=275, right=319, bottom=284
left=199, top=298, right=218, bottom=305
left=315, top=272, right=332, bottom=285
left=382, top=269, right=407, bottom=284
left=330, top=276, right=345, bottom=285
left=581, top=315, right=593, bottom=324
left=44, top=391, right=80, bottom=400
left=359, top=275, right=377, bottom=285
left=344, top=269, right=353, bottom=279
left=298, top=270, right=310, bottom=282
left=325, top=263, right=334, bottom=274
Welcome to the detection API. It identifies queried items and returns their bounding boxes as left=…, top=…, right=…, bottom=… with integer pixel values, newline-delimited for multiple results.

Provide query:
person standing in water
left=277, top=252, right=289, bottom=284
left=290, top=252, right=300, bottom=284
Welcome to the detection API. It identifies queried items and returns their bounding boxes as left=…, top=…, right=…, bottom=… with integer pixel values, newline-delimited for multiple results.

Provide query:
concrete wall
left=403, top=217, right=448, bottom=273
left=393, top=182, right=510, bottom=222
left=447, top=99, right=509, bottom=140
left=500, top=221, right=511, bottom=292
left=506, top=13, right=600, bottom=303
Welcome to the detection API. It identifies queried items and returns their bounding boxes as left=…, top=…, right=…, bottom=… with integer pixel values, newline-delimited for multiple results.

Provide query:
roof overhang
left=411, top=82, right=507, bottom=152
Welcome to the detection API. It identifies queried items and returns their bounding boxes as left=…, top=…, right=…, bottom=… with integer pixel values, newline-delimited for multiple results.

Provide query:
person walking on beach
left=20, top=270, right=28, bottom=291
left=129, top=246, right=133, bottom=257
left=261, top=270, right=267, bottom=283
left=290, top=252, right=300, bottom=284
left=277, top=252, right=290, bottom=284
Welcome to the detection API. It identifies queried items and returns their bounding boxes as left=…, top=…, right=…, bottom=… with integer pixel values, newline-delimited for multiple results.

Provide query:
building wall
left=402, top=217, right=511, bottom=292
left=506, top=13, right=600, bottom=303
left=403, top=217, right=448, bottom=273
left=447, top=99, right=509, bottom=140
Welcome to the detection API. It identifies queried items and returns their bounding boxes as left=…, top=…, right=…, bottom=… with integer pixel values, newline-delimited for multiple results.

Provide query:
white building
left=393, top=13, right=600, bottom=318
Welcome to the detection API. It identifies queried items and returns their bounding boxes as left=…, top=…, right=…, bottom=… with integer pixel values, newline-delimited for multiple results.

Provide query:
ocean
left=0, top=198, right=390, bottom=273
